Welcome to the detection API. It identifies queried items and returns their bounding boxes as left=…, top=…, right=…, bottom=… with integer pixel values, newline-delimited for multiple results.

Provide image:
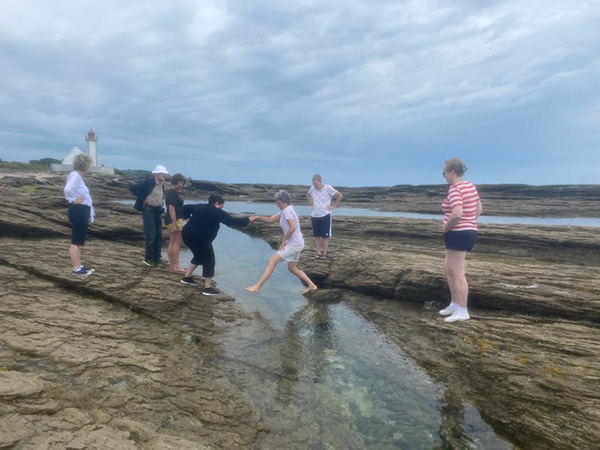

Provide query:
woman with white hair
left=245, top=190, right=318, bottom=295
left=64, top=153, right=95, bottom=275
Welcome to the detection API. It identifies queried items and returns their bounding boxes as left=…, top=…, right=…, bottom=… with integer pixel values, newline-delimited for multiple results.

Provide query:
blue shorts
left=444, top=230, right=477, bottom=252
left=311, top=214, right=332, bottom=238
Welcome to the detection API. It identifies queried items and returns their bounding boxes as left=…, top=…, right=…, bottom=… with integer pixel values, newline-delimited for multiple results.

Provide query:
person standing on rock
left=165, top=173, right=187, bottom=273
left=245, top=190, right=318, bottom=295
left=181, top=195, right=254, bottom=295
left=439, top=158, right=482, bottom=323
left=129, top=165, right=168, bottom=267
left=64, top=154, right=95, bottom=276
left=307, top=174, right=343, bottom=260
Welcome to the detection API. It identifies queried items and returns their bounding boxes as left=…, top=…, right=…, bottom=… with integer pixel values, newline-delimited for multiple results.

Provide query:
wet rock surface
left=1, top=171, right=599, bottom=449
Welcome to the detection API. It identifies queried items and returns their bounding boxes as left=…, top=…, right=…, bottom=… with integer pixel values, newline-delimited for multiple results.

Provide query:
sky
left=0, top=0, right=599, bottom=186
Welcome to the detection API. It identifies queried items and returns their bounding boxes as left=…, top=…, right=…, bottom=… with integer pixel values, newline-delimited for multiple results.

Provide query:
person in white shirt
left=245, top=190, right=318, bottom=295
left=307, top=174, right=343, bottom=260
left=63, top=154, right=95, bottom=276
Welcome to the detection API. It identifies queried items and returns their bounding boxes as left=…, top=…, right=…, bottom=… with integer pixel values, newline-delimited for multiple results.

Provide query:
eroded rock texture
left=1, top=171, right=599, bottom=449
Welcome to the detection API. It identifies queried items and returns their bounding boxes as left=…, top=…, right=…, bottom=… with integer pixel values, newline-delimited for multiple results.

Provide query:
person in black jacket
left=129, top=164, right=168, bottom=267
left=180, top=194, right=254, bottom=295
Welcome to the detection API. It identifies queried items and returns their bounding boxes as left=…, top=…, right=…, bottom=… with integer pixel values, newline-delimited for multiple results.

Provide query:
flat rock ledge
left=1, top=174, right=599, bottom=449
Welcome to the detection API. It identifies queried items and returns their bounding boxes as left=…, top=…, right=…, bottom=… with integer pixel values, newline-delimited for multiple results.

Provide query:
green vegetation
left=13, top=185, right=38, bottom=194
left=29, top=157, right=61, bottom=166
left=114, top=168, right=151, bottom=177
left=0, top=161, right=48, bottom=172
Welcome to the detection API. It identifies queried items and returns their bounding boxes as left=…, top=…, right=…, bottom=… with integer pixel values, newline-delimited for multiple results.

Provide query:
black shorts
left=311, top=214, right=332, bottom=238
left=444, top=230, right=477, bottom=252
left=68, top=204, right=90, bottom=246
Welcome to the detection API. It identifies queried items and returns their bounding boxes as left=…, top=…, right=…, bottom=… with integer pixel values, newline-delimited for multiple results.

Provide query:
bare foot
left=245, top=286, right=261, bottom=293
left=302, top=285, right=318, bottom=295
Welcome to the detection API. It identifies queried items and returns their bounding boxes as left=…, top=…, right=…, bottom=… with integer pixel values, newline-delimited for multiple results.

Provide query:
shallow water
left=177, top=225, right=513, bottom=449
left=115, top=200, right=600, bottom=227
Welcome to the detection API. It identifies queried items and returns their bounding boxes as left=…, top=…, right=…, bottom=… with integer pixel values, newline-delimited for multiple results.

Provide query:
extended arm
left=218, top=209, right=251, bottom=227
left=251, top=214, right=279, bottom=224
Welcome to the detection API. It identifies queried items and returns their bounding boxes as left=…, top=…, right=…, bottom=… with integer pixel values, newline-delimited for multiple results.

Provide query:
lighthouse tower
left=85, top=128, right=98, bottom=166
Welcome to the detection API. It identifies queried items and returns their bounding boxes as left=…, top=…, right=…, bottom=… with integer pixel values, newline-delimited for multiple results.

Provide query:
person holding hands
left=245, top=190, right=318, bottom=295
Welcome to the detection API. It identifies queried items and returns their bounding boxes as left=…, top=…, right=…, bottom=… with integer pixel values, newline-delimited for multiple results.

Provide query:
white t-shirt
left=308, top=184, right=339, bottom=218
left=64, top=171, right=95, bottom=223
left=278, top=205, right=304, bottom=248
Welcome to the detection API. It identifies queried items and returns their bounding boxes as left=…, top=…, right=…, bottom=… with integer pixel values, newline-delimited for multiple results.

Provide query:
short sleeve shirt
left=308, top=184, right=339, bottom=218
left=441, top=181, right=480, bottom=231
left=278, top=205, right=304, bottom=248
left=164, top=189, right=184, bottom=225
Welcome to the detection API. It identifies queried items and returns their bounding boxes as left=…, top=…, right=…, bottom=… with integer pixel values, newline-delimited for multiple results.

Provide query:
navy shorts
left=68, top=204, right=90, bottom=246
left=311, top=214, right=332, bottom=238
left=444, top=230, right=477, bottom=252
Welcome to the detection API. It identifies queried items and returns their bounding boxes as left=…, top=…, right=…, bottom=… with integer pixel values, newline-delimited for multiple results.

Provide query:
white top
left=64, top=171, right=95, bottom=223
left=278, top=205, right=304, bottom=248
left=308, top=184, right=339, bottom=217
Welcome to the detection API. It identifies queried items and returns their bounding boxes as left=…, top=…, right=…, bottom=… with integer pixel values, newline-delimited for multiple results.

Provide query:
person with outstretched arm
left=245, top=190, right=318, bottom=295
left=180, top=195, right=254, bottom=296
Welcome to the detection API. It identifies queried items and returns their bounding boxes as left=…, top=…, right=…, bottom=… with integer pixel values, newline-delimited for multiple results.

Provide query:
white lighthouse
left=85, top=128, right=98, bottom=166
left=51, top=128, right=114, bottom=174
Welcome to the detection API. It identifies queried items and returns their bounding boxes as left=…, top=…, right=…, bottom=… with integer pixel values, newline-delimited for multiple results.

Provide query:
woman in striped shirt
left=439, top=158, right=482, bottom=323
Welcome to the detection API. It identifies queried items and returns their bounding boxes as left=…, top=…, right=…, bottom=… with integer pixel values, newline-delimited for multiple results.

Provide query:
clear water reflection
left=178, top=225, right=513, bottom=449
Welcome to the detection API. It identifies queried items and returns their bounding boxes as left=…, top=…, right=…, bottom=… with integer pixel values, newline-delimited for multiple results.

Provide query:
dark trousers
left=182, top=229, right=216, bottom=278
left=142, top=206, right=163, bottom=262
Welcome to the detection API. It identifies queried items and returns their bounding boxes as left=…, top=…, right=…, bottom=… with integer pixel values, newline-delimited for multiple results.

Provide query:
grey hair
left=73, top=154, right=92, bottom=172
left=444, top=158, right=467, bottom=176
left=312, top=174, right=322, bottom=182
left=274, top=190, right=292, bottom=204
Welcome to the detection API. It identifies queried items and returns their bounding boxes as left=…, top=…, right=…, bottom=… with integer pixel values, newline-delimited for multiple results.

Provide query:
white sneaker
left=444, top=310, right=470, bottom=323
left=439, top=305, right=457, bottom=316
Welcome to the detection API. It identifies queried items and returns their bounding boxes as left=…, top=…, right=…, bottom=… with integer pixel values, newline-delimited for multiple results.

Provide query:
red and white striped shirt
left=442, top=181, right=480, bottom=231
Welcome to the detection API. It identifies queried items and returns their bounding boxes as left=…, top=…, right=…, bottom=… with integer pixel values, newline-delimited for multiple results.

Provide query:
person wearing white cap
left=130, top=164, right=169, bottom=266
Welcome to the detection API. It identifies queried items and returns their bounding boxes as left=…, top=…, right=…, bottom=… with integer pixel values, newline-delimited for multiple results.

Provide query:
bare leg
left=245, top=253, right=284, bottom=293
left=313, top=237, right=323, bottom=256
left=204, top=277, right=212, bottom=289
left=322, top=238, right=330, bottom=256
left=444, top=250, right=468, bottom=308
left=69, top=244, right=81, bottom=270
left=287, top=262, right=318, bottom=294
left=185, top=263, right=198, bottom=278
left=168, top=232, right=186, bottom=272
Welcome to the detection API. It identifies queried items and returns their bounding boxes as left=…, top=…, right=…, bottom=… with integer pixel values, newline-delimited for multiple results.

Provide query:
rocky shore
left=1, top=171, right=599, bottom=449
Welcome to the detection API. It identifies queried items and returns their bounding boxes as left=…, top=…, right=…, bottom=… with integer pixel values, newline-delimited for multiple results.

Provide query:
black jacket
left=129, top=178, right=163, bottom=212
left=182, top=203, right=250, bottom=244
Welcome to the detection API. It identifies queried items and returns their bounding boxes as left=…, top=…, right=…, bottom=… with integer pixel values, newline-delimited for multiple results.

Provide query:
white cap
left=151, top=164, right=168, bottom=174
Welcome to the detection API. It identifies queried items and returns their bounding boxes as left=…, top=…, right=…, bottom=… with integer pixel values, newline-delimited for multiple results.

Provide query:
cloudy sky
left=1, top=0, right=598, bottom=186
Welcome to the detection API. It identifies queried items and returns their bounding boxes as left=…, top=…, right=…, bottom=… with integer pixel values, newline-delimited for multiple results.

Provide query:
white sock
left=457, top=307, right=468, bottom=314
left=450, top=302, right=459, bottom=309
